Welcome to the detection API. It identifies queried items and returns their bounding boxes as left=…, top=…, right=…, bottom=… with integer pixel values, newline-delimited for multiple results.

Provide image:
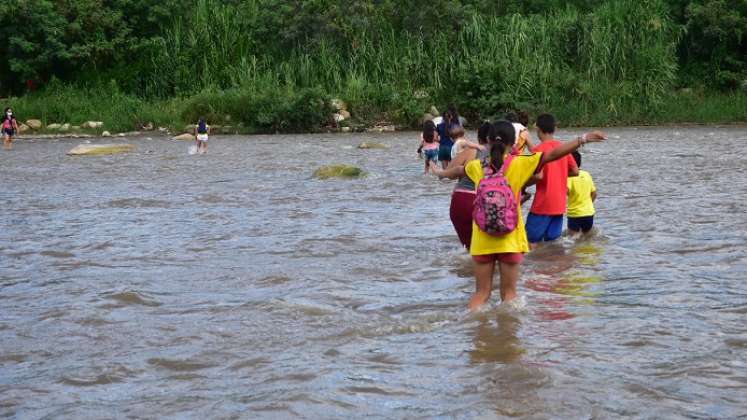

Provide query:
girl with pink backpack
left=431, top=121, right=606, bottom=311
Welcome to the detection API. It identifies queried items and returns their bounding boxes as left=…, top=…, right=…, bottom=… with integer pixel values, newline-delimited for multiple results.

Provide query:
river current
left=1, top=127, right=746, bottom=418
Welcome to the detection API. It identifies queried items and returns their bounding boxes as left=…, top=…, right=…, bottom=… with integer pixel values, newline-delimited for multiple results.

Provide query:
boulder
left=71, top=125, right=80, bottom=130
left=429, top=106, right=440, bottom=117
left=357, top=142, right=389, bottom=149
left=82, top=121, right=104, bottom=129
left=341, top=127, right=351, bottom=133
left=47, top=123, right=61, bottom=130
left=332, top=113, right=345, bottom=123
left=421, top=113, right=434, bottom=124
left=101, top=131, right=112, bottom=137
left=67, top=143, right=134, bottom=156
left=142, top=122, right=154, bottom=131
left=172, top=133, right=195, bottom=141
left=26, top=119, right=42, bottom=130
left=60, top=123, right=71, bottom=132
left=313, top=164, right=364, bottom=179
left=330, top=98, right=347, bottom=111
left=381, top=125, right=396, bottom=132
left=339, top=110, right=351, bottom=119
left=17, top=123, right=30, bottom=133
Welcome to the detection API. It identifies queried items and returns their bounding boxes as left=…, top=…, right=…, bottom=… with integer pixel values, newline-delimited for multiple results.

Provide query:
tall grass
left=12, top=0, right=731, bottom=133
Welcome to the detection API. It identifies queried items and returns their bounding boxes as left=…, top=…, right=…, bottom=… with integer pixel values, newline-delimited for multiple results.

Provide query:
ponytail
left=488, top=120, right=517, bottom=170
left=490, top=142, right=507, bottom=170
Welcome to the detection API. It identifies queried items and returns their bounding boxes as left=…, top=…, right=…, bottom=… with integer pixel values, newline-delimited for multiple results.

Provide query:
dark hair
left=516, top=110, right=529, bottom=127
left=571, top=151, right=582, bottom=167
left=447, top=103, right=460, bottom=126
left=488, top=120, right=516, bottom=170
left=536, top=113, right=556, bottom=134
left=422, top=120, right=437, bottom=143
left=4, top=107, right=10, bottom=113
left=477, top=121, right=493, bottom=144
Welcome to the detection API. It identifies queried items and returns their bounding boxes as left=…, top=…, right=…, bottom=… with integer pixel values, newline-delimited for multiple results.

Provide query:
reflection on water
left=1, top=127, right=747, bottom=417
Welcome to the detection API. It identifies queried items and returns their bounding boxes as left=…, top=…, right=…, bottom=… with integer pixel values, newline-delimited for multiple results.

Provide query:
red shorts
left=450, top=190, right=476, bottom=248
left=472, top=252, right=524, bottom=264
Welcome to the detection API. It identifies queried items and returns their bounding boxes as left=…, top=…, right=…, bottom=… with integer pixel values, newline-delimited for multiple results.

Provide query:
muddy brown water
left=1, top=127, right=746, bottom=418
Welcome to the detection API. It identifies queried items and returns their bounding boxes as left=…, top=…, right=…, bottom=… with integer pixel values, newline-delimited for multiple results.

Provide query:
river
left=1, top=127, right=746, bottom=418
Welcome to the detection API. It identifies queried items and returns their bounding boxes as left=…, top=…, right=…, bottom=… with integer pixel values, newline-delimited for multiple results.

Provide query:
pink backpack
left=473, top=155, right=518, bottom=236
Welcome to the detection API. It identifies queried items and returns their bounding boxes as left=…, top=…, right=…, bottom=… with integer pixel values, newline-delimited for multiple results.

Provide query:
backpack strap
left=498, top=154, right=515, bottom=176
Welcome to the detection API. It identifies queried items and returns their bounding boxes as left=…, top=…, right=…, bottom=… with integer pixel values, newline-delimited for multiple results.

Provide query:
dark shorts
left=450, top=190, right=475, bottom=248
left=567, top=215, right=594, bottom=232
left=3, top=128, right=14, bottom=136
left=423, top=148, right=438, bottom=163
left=525, top=213, right=564, bottom=243
left=438, top=145, right=452, bottom=161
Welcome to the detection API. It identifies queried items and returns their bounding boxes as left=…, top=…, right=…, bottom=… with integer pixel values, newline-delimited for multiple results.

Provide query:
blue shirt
left=437, top=122, right=456, bottom=148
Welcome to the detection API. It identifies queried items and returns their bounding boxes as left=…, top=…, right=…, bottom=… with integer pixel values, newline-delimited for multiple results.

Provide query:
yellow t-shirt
left=466, top=153, right=543, bottom=255
left=567, top=169, right=596, bottom=217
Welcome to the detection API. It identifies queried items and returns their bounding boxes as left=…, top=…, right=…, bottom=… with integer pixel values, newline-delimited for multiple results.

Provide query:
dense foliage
left=1, top=0, right=745, bottom=131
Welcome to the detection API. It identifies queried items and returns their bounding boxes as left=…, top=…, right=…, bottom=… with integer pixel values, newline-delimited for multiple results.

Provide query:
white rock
left=60, top=123, right=71, bottom=132
left=82, top=121, right=104, bottom=129
left=26, top=119, right=42, bottom=129
left=332, top=113, right=345, bottom=123
left=47, top=123, right=61, bottom=130
left=339, top=110, right=351, bottom=119
left=172, top=133, right=195, bottom=141
left=102, top=131, right=111, bottom=137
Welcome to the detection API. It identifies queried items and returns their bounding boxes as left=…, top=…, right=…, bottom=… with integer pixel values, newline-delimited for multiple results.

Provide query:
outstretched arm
left=540, top=131, right=606, bottom=167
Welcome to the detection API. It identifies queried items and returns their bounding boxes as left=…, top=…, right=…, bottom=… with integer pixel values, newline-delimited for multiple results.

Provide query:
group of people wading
left=420, top=106, right=605, bottom=311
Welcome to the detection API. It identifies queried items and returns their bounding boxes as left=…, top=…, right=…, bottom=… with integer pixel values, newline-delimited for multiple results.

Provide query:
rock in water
left=67, top=144, right=134, bottom=156
left=47, top=123, right=61, bottom=130
left=357, top=142, right=389, bottom=149
left=17, top=123, right=30, bottom=133
left=82, top=121, right=104, bottom=129
left=172, top=133, right=195, bottom=141
left=313, top=165, right=364, bottom=179
left=102, top=131, right=111, bottom=137
left=26, top=119, right=42, bottom=129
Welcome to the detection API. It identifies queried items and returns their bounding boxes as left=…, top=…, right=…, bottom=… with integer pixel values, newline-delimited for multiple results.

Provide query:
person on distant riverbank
left=2, top=107, right=19, bottom=150
left=417, top=120, right=440, bottom=174
left=431, top=121, right=606, bottom=310
left=193, top=118, right=210, bottom=154
left=566, top=151, right=597, bottom=237
left=525, top=113, right=579, bottom=245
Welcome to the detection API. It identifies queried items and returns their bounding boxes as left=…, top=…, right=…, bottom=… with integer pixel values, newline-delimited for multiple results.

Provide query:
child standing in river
left=418, top=120, right=440, bottom=174
left=193, top=118, right=210, bottom=154
left=2, top=107, right=19, bottom=150
left=566, top=151, right=597, bottom=236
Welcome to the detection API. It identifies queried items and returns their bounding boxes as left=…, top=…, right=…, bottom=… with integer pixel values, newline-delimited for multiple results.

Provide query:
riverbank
left=5, top=87, right=747, bottom=136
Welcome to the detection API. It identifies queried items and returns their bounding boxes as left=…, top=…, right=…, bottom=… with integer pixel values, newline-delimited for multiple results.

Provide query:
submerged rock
left=313, top=165, right=364, bottom=179
left=67, top=144, right=134, bottom=156
left=357, top=142, right=388, bottom=149
left=172, top=133, right=195, bottom=141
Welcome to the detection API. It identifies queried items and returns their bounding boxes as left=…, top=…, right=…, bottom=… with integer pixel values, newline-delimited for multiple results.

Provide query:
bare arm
left=591, top=190, right=597, bottom=202
left=430, top=161, right=465, bottom=179
left=568, top=166, right=579, bottom=177
left=540, top=131, right=606, bottom=167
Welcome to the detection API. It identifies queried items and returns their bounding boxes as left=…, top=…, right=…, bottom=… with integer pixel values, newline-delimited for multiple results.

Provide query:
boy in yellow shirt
left=567, top=151, right=596, bottom=236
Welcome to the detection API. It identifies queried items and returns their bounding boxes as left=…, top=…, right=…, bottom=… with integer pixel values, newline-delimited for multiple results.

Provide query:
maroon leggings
left=450, top=190, right=476, bottom=248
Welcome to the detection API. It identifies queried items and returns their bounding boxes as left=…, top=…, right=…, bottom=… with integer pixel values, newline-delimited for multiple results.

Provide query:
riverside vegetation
left=2, top=0, right=746, bottom=134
